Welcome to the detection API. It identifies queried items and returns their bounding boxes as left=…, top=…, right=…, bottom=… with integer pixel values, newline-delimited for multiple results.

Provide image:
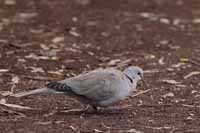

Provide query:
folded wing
left=60, top=69, right=123, bottom=102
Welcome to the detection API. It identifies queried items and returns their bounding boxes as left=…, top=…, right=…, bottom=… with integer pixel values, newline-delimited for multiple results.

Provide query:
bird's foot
left=59, top=105, right=97, bottom=115
left=106, top=105, right=131, bottom=112
left=92, top=105, right=98, bottom=113
left=83, top=105, right=99, bottom=113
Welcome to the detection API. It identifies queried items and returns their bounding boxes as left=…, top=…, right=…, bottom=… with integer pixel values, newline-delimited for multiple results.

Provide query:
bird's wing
left=61, top=69, right=124, bottom=102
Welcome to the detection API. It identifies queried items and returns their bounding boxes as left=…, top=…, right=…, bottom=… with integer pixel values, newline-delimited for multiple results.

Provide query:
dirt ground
left=0, top=0, right=200, bottom=132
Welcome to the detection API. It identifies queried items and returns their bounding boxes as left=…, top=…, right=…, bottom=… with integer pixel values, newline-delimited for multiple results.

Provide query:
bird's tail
left=11, top=87, right=56, bottom=98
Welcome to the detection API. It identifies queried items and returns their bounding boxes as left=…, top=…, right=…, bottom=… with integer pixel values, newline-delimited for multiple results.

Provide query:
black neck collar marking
left=125, top=74, right=133, bottom=83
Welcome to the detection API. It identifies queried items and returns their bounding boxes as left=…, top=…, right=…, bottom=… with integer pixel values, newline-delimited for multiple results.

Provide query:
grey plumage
left=12, top=66, right=144, bottom=108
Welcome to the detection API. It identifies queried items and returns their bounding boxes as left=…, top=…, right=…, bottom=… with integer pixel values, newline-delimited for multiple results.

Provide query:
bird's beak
left=141, top=78, right=149, bottom=90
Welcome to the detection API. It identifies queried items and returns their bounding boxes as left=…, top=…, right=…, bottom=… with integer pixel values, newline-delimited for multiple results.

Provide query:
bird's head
left=123, top=66, right=149, bottom=90
left=123, top=66, right=143, bottom=82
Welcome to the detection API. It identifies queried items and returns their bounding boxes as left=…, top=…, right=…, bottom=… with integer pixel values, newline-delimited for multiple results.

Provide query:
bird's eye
left=137, top=72, right=140, bottom=75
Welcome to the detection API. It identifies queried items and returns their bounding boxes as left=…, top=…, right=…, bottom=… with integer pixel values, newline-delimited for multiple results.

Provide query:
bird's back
left=59, top=68, right=127, bottom=105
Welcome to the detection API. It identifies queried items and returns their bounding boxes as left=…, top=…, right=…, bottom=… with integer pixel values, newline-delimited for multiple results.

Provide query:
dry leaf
left=69, top=28, right=80, bottom=37
left=116, top=59, right=132, bottom=68
left=143, top=126, right=171, bottom=130
left=140, top=12, right=158, bottom=21
left=64, top=59, right=76, bottom=63
left=160, top=40, right=169, bottom=45
left=52, top=37, right=65, bottom=43
left=168, top=44, right=180, bottom=50
left=193, top=18, right=200, bottom=24
left=107, top=59, right=121, bottom=66
left=25, top=53, right=49, bottom=60
left=1, top=99, right=6, bottom=104
left=121, top=128, right=143, bottom=133
left=72, top=17, right=78, bottom=22
left=12, top=76, right=20, bottom=84
left=1, top=107, right=26, bottom=117
left=65, top=47, right=81, bottom=53
left=0, top=91, right=13, bottom=96
left=131, top=89, right=151, bottom=98
left=171, top=62, right=186, bottom=68
left=182, top=104, right=200, bottom=108
left=34, top=121, right=52, bottom=125
left=0, top=69, right=9, bottom=72
left=4, top=0, right=16, bottom=5
left=29, top=67, right=45, bottom=73
left=144, top=69, right=159, bottom=73
left=162, top=92, right=174, bottom=98
left=0, top=39, right=9, bottom=43
left=160, top=79, right=181, bottom=85
left=144, top=53, right=156, bottom=59
left=180, top=58, right=189, bottom=62
left=0, top=99, right=32, bottom=110
left=30, top=28, right=44, bottom=34
left=50, top=56, right=59, bottom=60
left=175, top=84, right=186, bottom=88
left=42, top=49, right=60, bottom=57
left=166, top=68, right=174, bottom=71
left=173, top=18, right=181, bottom=26
left=158, top=57, right=164, bottom=65
left=186, top=116, right=193, bottom=120
left=98, top=56, right=110, bottom=62
left=18, top=12, right=38, bottom=19
left=86, top=21, right=98, bottom=26
left=191, top=90, right=198, bottom=94
left=48, top=70, right=64, bottom=76
left=61, top=108, right=84, bottom=113
left=87, top=51, right=94, bottom=56
left=101, top=32, right=110, bottom=37
left=160, top=18, right=170, bottom=24
left=13, top=12, right=38, bottom=23
left=94, top=129, right=104, bottom=133
left=69, top=126, right=77, bottom=131
left=140, top=12, right=155, bottom=18
left=40, top=44, right=50, bottom=50
left=184, top=71, right=200, bottom=79
left=17, top=58, right=26, bottom=62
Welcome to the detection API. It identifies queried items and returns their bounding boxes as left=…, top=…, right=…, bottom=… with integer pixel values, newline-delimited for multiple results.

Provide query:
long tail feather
left=11, top=88, right=55, bottom=97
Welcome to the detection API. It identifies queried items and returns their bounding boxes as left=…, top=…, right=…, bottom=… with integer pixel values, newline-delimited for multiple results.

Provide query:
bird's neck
left=124, top=73, right=133, bottom=84
left=124, top=72, right=140, bottom=84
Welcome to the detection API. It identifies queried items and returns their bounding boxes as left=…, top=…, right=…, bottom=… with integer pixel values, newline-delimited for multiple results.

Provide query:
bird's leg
left=83, top=104, right=90, bottom=112
left=92, top=105, right=98, bottom=113
left=80, top=105, right=98, bottom=116
left=107, top=105, right=130, bottom=112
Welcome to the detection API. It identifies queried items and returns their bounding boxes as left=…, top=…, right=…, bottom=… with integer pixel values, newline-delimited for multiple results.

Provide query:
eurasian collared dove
left=12, top=66, right=146, bottom=111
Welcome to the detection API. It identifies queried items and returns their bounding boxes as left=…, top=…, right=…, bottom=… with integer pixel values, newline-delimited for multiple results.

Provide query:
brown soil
left=0, top=0, right=200, bottom=132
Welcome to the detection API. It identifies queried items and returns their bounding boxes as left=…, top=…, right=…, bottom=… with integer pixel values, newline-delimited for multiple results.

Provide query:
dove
left=11, top=66, right=146, bottom=112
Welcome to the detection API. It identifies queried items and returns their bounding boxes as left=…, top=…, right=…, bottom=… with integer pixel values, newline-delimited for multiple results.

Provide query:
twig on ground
left=188, top=60, right=200, bottom=67
left=143, top=125, right=172, bottom=130
left=181, top=58, right=200, bottom=68
left=21, top=75, right=60, bottom=81
left=101, top=121, right=111, bottom=129
left=8, top=42, right=23, bottom=49
left=131, top=89, right=151, bottom=98
left=0, top=107, right=26, bottom=117
left=61, top=108, right=84, bottom=113
left=139, top=104, right=173, bottom=107
left=0, top=99, right=33, bottom=110
left=1, top=72, right=60, bottom=81
left=182, top=104, right=200, bottom=108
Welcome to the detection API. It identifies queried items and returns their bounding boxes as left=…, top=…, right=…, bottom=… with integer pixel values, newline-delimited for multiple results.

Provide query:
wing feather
left=60, top=69, right=123, bottom=102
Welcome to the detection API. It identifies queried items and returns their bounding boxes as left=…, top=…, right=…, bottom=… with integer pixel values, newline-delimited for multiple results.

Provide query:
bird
left=11, top=66, right=146, bottom=112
